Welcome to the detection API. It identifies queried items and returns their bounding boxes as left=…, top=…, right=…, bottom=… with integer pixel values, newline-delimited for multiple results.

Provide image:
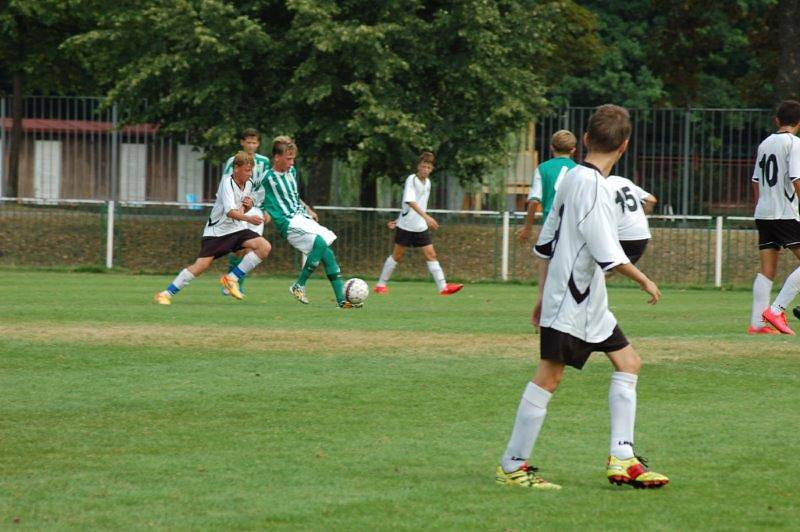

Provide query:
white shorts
left=247, top=207, right=265, bottom=235
left=286, top=214, right=337, bottom=254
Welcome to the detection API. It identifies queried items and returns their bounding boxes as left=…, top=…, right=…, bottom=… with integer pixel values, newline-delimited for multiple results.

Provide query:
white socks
left=227, top=251, right=262, bottom=280
left=426, top=260, right=446, bottom=291
left=377, top=256, right=398, bottom=287
left=501, top=382, right=552, bottom=473
left=609, top=372, right=638, bottom=460
left=166, top=268, right=195, bottom=295
left=751, top=273, right=773, bottom=326
left=771, top=266, right=800, bottom=313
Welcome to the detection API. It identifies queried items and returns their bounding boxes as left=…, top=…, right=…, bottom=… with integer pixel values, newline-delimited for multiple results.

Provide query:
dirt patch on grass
left=3, top=324, right=796, bottom=363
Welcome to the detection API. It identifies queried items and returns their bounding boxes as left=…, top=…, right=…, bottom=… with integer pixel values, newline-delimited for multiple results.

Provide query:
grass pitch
left=1, top=271, right=799, bottom=529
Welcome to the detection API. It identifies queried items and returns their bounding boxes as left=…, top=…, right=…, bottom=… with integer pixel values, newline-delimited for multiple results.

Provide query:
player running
left=749, top=100, right=800, bottom=335
left=220, top=128, right=271, bottom=295
left=373, top=151, right=463, bottom=295
left=495, top=104, right=669, bottom=490
left=261, top=136, right=354, bottom=308
left=607, top=175, right=657, bottom=264
left=154, top=152, right=271, bottom=304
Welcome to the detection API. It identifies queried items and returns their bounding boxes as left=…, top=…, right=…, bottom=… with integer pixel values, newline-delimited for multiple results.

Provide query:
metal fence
left=1, top=199, right=787, bottom=288
left=1, top=96, right=776, bottom=216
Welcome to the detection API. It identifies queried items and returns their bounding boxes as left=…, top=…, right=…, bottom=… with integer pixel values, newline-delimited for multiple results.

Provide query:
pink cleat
left=746, top=325, right=778, bottom=335
left=440, top=283, right=464, bottom=296
left=761, top=308, right=795, bottom=335
left=373, top=285, right=388, bottom=294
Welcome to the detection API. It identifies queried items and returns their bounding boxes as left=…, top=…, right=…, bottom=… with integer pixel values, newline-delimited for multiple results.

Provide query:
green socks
left=296, top=236, right=328, bottom=287
left=322, top=247, right=345, bottom=304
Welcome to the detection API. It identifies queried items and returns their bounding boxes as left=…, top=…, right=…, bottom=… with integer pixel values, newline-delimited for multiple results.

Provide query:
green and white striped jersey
left=223, top=153, right=271, bottom=206
left=260, top=166, right=306, bottom=237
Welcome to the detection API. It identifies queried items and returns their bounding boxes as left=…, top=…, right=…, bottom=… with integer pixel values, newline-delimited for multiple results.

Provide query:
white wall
left=34, top=140, right=62, bottom=199
left=177, top=144, right=204, bottom=202
left=119, top=143, right=147, bottom=201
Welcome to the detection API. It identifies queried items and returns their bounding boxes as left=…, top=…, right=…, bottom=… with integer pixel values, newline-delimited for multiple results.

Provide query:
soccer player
left=607, top=174, right=657, bottom=264
left=749, top=100, right=800, bottom=335
left=495, top=105, right=669, bottom=490
left=220, top=128, right=271, bottom=294
left=373, top=151, right=463, bottom=295
left=260, top=136, right=354, bottom=308
left=516, top=129, right=577, bottom=241
left=154, top=152, right=271, bottom=305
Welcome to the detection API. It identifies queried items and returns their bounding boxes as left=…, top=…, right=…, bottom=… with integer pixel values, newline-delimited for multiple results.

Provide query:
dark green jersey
left=259, top=166, right=305, bottom=237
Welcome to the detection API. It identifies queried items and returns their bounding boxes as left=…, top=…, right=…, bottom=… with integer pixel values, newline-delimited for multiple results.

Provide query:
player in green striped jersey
left=260, top=135, right=353, bottom=308
left=220, top=128, right=271, bottom=294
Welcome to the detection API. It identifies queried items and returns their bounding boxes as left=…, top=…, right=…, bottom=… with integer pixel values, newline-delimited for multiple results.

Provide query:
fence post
left=106, top=200, right=115, bottom=269
left=501, top=211, right=510, bottom=281
left=0, top=96, right=4, bottom=197
left=110, top=104, right=119, bottom=200
left=714, top=216, right=723, bottom=287
left=681, top=108, right=692, bottom=215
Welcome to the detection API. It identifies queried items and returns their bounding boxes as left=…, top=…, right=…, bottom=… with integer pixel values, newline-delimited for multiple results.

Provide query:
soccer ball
left=344, top=278, right=369, bottom=305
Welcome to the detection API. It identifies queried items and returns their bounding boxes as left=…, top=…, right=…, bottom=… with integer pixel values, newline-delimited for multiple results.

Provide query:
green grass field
left=2, top=271, right=799, bottom=530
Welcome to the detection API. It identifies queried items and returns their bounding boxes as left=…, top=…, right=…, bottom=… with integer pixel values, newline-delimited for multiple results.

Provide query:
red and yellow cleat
left=153, top=291, right=172, bottom=305
left=762, top=308, right=795, bottom=335
left=373, top=285, right=389, bottom=294
left=607, top=455, right=669, bottom=489
left=747, top=325, right=779, bottom=335
left=495, top=463, right=561, bottom=490
left=439, top=283, right=464, bottom=296
left=220, top=275, right=244, bottom=300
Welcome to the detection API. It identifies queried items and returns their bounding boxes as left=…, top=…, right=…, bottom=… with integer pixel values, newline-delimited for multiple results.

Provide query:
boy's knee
left=617, top=351, right=642, bottom=374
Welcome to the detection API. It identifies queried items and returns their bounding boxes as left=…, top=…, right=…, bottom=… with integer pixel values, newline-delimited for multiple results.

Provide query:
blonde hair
left=418, top=151, right=435, bottom=165
left=272, top=135, right=297, bottom=156
left=586, top=104, right=631, bottom=152
left=550, top=130, right=576, bottom=153
left=232, top=151, right=254, bottom=167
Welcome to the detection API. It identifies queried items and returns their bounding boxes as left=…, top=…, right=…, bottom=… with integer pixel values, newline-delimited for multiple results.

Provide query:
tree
left=0, top=0, right=101, bottom=196
left=774, top=0, right=800, bottom=102
left=68, top=0, right=598, bottom=205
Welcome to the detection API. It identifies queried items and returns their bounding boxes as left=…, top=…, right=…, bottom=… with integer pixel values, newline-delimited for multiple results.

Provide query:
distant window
left=34, top=140, right=62, bottom=199
left=177, top=144, right=204, bottom=203
left=119, top=143, right=147, bottom=201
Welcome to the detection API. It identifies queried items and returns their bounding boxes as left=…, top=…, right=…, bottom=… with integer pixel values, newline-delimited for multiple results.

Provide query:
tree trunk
left=358, top=165, right=376, bottom=207
left=8, top=71, right=23, bottom=197
left=775, top=0, right=800, bottom=102
left=304, top=155, right=333, bottom=207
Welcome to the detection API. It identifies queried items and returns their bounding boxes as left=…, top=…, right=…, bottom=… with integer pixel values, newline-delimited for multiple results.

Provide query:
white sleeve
left=752, top=149, right=761, bottom=183
left=402, top=176, right=417, bottom=204
left=790, top=138, right=800, bottom=181
left=219, top=179, right=240, bottom=215
left=528, top=168, right=543, bottom=201
left=578, top=185, right=629, bottom=271
left=632, top=183, right=650, bottom=201
left=533, top=185, right=565, bottom=259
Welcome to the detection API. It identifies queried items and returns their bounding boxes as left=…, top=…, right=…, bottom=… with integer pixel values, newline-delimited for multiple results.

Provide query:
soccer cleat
left=606, top=455, right=669, bottom=489
left=439, top=283, right=464, bottom=296
left=761, top=308, right=795, bottom=335
left=746, top=325, right=779, bottom=335
left=495, top=463, right=561, bottom=490
left=154, top=291, right=172, bottom=305
left=373, top=285, right=389, bottom=294
left=220, top=275, right=244, bottom=300
left=338, top=301, right=363, bottom=309
left=289, top=284, right=309, bottom=304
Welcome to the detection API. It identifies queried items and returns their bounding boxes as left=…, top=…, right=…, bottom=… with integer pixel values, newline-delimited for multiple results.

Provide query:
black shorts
left=755, top=219, right=800, bottom=250
left=395, top=227, right=433, bottom=248
left=198, top=229, right=261, bottom=259
left=540, top=326, right=630, bottom=370
left=620, top=239, right=650, bottom=264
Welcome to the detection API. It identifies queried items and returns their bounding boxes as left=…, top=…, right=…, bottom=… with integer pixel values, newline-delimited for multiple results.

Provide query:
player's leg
left=421, top=244, right=463, bottom=295
left=224, top=252, right=245, bottom=294
left=320, top=245, right=348, bottom=307
left=605, top=344, right=668, bottom=488
left=155, top=256, right=213, bottom=304
left=496, top=359, right=563, bottom=490
left=375, top=244, right=406, bottom=293
left=290, top=235, right=327, bottom=304
left=220, top=236, right=271, bottom=299
left=750, top=248, right=779, bottom=333
left=765, top=245, right=800, bottom=334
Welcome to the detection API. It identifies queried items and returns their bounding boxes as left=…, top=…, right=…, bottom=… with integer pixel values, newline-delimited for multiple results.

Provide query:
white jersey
left=752, top=132, right=800, bottom=220
left=534, top=163, right=630, bottom=343
left=606, top=175, right=652, bottom=240
left=222, top=153, right=270, bottom=208
left=396, top=174, right=432, bottom=232
left=203, top=175, right=253, bottom=237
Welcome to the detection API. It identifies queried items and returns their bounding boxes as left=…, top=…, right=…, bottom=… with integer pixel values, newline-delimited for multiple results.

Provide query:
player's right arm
left=221, top=179, right=262, bottom=225
left=517, top=168, right=543, bottom=240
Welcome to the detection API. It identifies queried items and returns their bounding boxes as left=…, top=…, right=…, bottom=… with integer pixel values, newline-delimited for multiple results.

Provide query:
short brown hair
left=586, top=104, right=631, bottom=152
left=776, top=100, right=800, bottom=126
left=240, top=128, right=260, bottom=141
left=232, top=151, right=254, bottom=167
left=272, top=135, right=297, bottom=156
left=418, top=151, right=435, bottom=165
left=550, top=130, right=577, bottom=153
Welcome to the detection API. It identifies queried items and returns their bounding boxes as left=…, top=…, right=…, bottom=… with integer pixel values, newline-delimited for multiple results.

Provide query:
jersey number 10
left=759, top=153, right=779, bottom=187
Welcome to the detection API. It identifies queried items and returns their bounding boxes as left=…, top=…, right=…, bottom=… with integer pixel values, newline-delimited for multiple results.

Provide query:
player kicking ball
left=260, top=136, right=355, bottom=308
left=373, top=151, right=463, bottom=296
left=748, top=100, right=800, bottom=335
left=495, top=105, right=669, bottom=490
left=154, top=152, right=271, bottom=304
